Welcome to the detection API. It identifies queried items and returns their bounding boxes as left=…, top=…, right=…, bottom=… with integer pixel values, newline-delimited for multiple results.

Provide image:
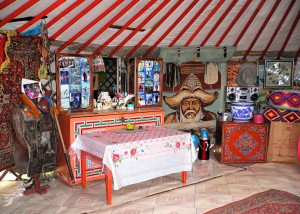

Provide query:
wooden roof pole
left=17, top=0, right=66, bottom=33
left=215, top=0, right=252, bottom=47
left=185, top=0, right=225, bottom=47
left=169, top=0, right=212, bottom=47
left=47, top=0, right=84, bottom=28
left=0, top=0, right=39, bottom=27
left=200, top=0, right=238, bottom=47
left=76, top=0, right=139, bottom=54
left=56, top=0, right=124, bottom=53
left=126, top=0, right=184, bottom=58
left=243, top=0, right=280, bottom=60
left=108, top=0, right=170, bottom=57
left=260, top=0, right=296, bottom=60
left=93, top=0, right=157, bottom=55
left=0, top=0, right=15, bottom=11
left=233, top=0, right=266, bottom=47
left=50, top=1, right=102, bottom=40
left=143, top=0, right=199, bottom=58
left=277, top=9, right=300, bottom=60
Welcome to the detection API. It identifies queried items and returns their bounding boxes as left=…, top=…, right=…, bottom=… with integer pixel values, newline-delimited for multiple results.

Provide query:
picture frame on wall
left=131, top=58, right=163, bottom=108
left=264, top=60, right=294, bottom=88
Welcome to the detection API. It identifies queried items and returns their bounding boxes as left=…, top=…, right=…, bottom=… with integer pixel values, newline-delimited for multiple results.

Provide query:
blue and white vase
left=231, top=102, right=254, bottom=122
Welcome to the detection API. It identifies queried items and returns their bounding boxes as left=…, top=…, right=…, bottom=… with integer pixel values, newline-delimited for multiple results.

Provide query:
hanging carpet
left=0, top=36, right=41, bottom=171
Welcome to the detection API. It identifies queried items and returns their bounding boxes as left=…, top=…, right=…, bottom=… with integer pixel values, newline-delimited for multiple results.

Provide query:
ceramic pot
left=231, top=102, right=254, bottom=122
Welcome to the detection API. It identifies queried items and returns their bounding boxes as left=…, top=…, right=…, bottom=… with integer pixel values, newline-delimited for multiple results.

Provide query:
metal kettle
left=217, top=111, right=232, bottom=122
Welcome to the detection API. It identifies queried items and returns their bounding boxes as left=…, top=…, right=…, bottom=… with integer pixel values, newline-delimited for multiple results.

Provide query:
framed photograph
left=264, top=60, right=294, bottom=88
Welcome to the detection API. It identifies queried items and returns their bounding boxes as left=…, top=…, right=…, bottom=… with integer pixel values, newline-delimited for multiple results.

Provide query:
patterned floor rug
left=205, top=189, right=300, bottom=214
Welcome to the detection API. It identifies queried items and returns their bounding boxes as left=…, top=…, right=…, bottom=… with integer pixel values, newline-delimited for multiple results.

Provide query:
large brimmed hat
left=237, top=62, right=257, bottom=86
left=164, top=72, right=218, bottom=110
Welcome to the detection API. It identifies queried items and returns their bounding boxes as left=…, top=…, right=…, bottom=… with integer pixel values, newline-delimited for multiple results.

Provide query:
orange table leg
left=182, top=171, right=187, bottom=183
left=81, top=151, right=87, bottom=189
left=105, top=165, right=112, bottom=205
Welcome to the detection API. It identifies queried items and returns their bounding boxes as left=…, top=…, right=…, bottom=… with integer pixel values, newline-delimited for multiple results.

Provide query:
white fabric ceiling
left=1, top=0, right=299, bottom=58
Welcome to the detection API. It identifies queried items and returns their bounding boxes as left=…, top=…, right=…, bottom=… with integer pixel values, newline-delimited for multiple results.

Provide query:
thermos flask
left=198, top=128, right=210, bottom=161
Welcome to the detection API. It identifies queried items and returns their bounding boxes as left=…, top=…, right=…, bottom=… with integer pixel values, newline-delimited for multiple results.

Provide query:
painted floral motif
left=111, top=143, right=150, bottom=167
left=164, top=137, right=192, bottom=153
left=110, top=136, right=191, bottom=167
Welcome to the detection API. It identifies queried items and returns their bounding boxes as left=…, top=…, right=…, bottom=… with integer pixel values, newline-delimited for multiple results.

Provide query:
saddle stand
left=23, top=176, right=50, bottom=195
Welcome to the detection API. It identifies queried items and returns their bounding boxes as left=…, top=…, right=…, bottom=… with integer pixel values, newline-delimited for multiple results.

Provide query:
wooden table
left=71, top=126, right=197, bottom=204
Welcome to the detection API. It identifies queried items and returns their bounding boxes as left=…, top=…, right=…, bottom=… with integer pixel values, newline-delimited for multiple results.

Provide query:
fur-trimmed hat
left=164, top=72, right=218, bottom=110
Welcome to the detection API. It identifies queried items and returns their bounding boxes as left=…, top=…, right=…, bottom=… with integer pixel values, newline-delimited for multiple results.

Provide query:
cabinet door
left=135, top=58, right=163, bottom=108
left=56, top=54, right=93, bottom=112
left=222, top=123, right=268, bottom=163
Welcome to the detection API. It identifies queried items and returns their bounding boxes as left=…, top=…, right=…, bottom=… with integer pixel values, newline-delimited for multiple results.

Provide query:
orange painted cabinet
left=56, top=108, right=164, bottom=186
left=215, top=121, right=269, bottom=164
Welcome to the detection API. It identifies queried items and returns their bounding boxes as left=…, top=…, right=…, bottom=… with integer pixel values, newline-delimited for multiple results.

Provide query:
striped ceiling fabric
left=0, top=0, right=299, bottom=59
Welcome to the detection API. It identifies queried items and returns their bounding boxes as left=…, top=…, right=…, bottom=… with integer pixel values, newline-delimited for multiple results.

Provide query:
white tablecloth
left=71, top=126, right=197, bottom=190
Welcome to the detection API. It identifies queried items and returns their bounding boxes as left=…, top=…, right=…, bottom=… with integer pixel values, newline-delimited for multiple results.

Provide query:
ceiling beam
left=0, top=0, right=39, bottom=28
left=168, top=0, right=212, bottom=47
left=215, top=0, right=252, bottom=47
left=17, top=0, right=66, bottom=33
left=47, top=0, right=84, bottom=28
left=260, top=0, right=296, bottom=60
left=93, top=0, right=157, bottom=55
left=50, top=1, right=102, bottom=40
left=185, top=0, right=225, bottom=47
left=0, top=0, right=15, bottom=11
left=233, top=0, right=266, bottom=47
left=243, top=0, right=280, bottom=60
left=56, top=0, right=124, bottom=53
left=127, top=0, right=184, bottom=58
left=200, top=0, right=237, bottom=47
left=143, top=0, right=199, bottom=57
left=108, top=0, right=170, bottom=57
left=277, top=8, right=300, bottom=59
left=76, top=0, right=139, bottom=54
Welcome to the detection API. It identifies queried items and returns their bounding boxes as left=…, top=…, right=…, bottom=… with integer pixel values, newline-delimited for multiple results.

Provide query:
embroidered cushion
left=268, top=90, right=300, bottom=111
left=263, top=107, right=300, bottom=123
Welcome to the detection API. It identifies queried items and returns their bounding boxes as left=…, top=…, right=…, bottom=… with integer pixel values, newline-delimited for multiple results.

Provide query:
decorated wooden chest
left=215, top=121, right=268, bottom=164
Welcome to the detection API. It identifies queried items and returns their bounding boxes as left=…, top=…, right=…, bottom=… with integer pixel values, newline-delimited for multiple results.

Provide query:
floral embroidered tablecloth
left=71, top=126, right=197, bottom=190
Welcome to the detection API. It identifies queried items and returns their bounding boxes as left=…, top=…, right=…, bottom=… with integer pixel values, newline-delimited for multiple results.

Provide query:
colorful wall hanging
left=0, top=36, right=41, bottom=171
left=0, top=30, right=17, bottom=73
left=163, top=71, right=219, bottom=124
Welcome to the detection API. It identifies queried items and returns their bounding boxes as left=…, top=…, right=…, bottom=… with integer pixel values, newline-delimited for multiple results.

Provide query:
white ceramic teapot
left=98, top=92, right=112, bottom=109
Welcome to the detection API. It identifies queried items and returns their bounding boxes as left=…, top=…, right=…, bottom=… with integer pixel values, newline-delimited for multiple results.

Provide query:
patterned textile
left=71, top=126, right=197, bottom=190
left=263, top=107, right=300, bottom=123
left=226, top=60, right=264, bottom=87
left=0, top=36, right=41, bottom=171
left=268, top=90, right=300, bottom=111
left=205, top=189, right=300, bottom=214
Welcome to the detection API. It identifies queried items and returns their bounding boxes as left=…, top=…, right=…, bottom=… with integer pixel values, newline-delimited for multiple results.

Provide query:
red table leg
left=182, top=171, right=187, bottom=183
left=81, top=151, right=87, bottom=189
left=105, top=165, right=112, bottom=205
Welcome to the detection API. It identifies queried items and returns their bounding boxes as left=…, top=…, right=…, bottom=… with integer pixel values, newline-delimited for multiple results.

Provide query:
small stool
left=81, top=151, right=112, bottom=205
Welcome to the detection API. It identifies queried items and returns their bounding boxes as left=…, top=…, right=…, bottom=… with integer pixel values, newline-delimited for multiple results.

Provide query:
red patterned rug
left=0, top=36, right=40, bottom=171
left=205, top=189, right=300, bottom=214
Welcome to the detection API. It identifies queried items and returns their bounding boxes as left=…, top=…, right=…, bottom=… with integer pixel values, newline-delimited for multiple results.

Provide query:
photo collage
left=59, top=57, right=91, bottom=110
left=137, top=60, right=160, bottom=106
